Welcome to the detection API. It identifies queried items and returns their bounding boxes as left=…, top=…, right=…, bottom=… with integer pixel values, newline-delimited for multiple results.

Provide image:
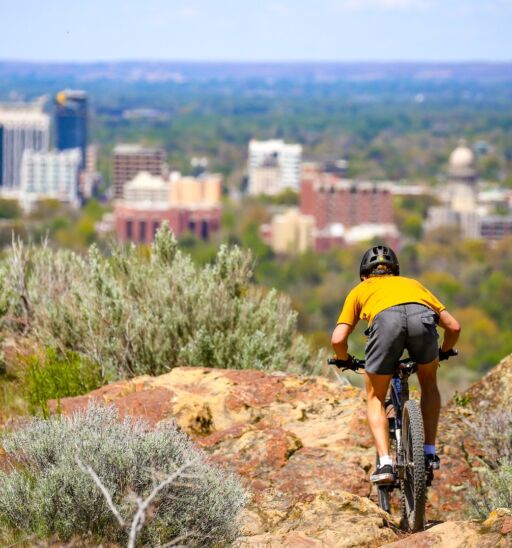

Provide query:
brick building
left=300, top=165, right=394, bottom=229
left=115, top=205, right=221, bottom=243
left=261, top=164, right=398, bottom=255
left=114, top=172, right=221, bottom=244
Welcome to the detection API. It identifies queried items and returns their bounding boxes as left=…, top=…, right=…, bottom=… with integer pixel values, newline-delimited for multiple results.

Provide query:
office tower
left=112, top=144, right=166, bottom=199
left=0, top=105, right=50, bottom=189
left=20, top=148, right=81, bottom=209
left=55, top=90, right=88, bottom=169
left=247, top=139, right=302, bottom=195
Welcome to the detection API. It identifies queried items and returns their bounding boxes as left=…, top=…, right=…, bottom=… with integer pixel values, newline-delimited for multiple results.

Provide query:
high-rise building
left=112, top=144, right=166, bottom=199
left=247, top=139, right=302, bottom=195
left=20, top=148, right=81, bottom=210
left=55, top=90, right=88, bottom=170
left=0, top=105, right=50, bottom=189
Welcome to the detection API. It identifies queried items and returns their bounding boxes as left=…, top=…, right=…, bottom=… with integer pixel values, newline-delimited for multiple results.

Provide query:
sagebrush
left=0, top=404, right=248, bottom=546
left=1, top=224, right=314, bottom=378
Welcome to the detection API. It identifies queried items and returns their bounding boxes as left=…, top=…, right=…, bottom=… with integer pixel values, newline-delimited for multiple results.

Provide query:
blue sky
left=1, top=0, right=511, bottom=62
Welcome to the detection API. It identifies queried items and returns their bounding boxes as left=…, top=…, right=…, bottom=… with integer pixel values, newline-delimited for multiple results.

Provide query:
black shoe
left=425, top=454, right=440, bottom=470
left=371, top=464, right=394, bottom=484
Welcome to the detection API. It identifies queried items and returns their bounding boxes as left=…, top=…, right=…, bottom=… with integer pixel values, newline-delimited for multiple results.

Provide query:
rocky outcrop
left=430, top=354, right=512, bottom=520
left=237, top=491, right=400, bottom=547
left=49, top=357, right=512, bottom=545
left=51, top=367, right=399, bottom=544
left=384, top=508, right=512, bottom=547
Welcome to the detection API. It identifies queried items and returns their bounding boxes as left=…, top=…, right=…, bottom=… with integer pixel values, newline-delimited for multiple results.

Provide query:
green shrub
left=23, top=348, right=105, bottom=416
left=2, top=224, right=314, bottom=378
left=0, top=404, right=248, bottom=546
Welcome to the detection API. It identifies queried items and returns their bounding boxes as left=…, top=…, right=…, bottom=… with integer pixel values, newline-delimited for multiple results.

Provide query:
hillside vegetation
left=0, top=223, right=319, bottom=421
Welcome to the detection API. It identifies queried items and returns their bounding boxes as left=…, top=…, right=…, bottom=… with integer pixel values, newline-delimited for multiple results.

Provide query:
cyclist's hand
left=331, top=355, right=355, bottom=369
left=439, top=348, right=458, bottom=361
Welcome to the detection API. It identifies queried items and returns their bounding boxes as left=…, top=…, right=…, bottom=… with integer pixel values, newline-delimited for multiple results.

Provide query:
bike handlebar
left=327, top=357, right=365, bottom=370
left=328, top=348, right=458, bottom=371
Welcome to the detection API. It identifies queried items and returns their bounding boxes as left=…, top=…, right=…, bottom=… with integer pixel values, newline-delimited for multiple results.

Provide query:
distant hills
left=1, top=61, right=512, bottom=83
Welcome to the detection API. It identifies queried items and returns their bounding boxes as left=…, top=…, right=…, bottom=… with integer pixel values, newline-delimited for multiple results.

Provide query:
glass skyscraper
left=55, top=90, right=87, bottom=170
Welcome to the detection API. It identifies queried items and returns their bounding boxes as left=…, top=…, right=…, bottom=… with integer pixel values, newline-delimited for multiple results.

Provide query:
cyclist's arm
left=332, top=287, right=360, bottom=359
left=331, top=322, right=356, bottom=360
left=438, top=310, right=461, bottom=351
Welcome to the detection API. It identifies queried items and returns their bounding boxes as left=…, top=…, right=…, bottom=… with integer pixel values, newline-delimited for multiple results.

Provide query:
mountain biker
left=331, top=245, right=461, bottom=484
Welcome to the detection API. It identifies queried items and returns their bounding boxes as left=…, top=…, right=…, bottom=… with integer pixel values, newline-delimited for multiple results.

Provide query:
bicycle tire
left=400, top=400, right=426, bottom=532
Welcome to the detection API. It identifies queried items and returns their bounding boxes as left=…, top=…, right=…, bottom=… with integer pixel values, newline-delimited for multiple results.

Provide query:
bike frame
left=388, top=360, right=416, bottom=482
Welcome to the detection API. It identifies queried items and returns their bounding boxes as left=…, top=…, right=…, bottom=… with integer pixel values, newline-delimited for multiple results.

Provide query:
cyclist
left=331, top=245, right=461, bottom=484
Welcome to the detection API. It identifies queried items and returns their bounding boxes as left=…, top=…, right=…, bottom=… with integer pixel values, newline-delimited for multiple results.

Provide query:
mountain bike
left=328, top=350, right=456, bottom=532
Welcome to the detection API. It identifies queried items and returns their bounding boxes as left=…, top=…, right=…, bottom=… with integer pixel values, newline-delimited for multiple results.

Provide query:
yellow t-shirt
left=337, top=275, right=446, bottom=327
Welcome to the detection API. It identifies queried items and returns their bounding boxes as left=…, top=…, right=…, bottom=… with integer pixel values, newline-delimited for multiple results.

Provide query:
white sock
left=379, top=455, right=392, bottom=466
left=424, top=444, right=436, bottom=455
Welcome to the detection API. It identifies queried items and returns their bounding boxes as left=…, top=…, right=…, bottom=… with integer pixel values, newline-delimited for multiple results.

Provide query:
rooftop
left=113, top=144, right=164, bottom=155
left=0, top=106, right=49, bottom=126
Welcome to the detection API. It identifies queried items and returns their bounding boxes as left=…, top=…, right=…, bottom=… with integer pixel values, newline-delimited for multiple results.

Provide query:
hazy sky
left=1, top=0, right=511, bottom=62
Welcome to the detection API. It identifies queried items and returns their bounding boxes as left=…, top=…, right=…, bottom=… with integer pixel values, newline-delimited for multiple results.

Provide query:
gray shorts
left=365, top=303, right=439, bottom=375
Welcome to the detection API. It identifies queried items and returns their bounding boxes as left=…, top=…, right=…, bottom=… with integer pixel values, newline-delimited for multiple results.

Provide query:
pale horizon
left=1, top=0, right=511, bottom=63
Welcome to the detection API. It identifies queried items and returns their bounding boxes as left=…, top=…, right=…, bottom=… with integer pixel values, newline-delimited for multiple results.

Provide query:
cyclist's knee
left=416, top=359, right=439, bottom=386
left=364, top=371, right=392, bottom=402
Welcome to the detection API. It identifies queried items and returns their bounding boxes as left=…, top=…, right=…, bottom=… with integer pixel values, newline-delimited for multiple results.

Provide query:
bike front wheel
left=400, top=399, right=426, bottom=532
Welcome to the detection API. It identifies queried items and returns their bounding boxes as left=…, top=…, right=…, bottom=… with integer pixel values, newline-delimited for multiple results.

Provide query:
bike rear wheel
left=400, top=400, right=426, bottom=532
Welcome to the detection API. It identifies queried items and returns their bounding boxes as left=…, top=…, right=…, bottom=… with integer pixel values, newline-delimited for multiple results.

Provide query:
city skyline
left=1, top=0, right=511, bottom=62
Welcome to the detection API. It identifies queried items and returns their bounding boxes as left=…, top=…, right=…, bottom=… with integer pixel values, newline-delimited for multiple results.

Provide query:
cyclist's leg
left=364, top=371, right=393, bottom=457
left=404, top=304, right=441, bottom=446
left=416, top=359, right=441, bottom=445
left=364, top=306, right=406, bottom=458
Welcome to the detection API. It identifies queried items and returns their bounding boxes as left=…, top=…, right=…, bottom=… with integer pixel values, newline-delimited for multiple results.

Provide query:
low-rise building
left=261, top=208, right=315, bottom=254
left=114, top=171, right=221, bottom=244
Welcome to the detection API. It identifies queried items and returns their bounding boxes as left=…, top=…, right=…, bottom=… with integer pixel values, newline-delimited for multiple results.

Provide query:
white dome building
left=445, top=140, right=478, bottom=215
left=448, top=140, right=477, bottom=183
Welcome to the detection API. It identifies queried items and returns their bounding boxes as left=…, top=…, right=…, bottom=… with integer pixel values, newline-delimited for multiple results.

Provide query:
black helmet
left=359, top=245, right=399, bottom=280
